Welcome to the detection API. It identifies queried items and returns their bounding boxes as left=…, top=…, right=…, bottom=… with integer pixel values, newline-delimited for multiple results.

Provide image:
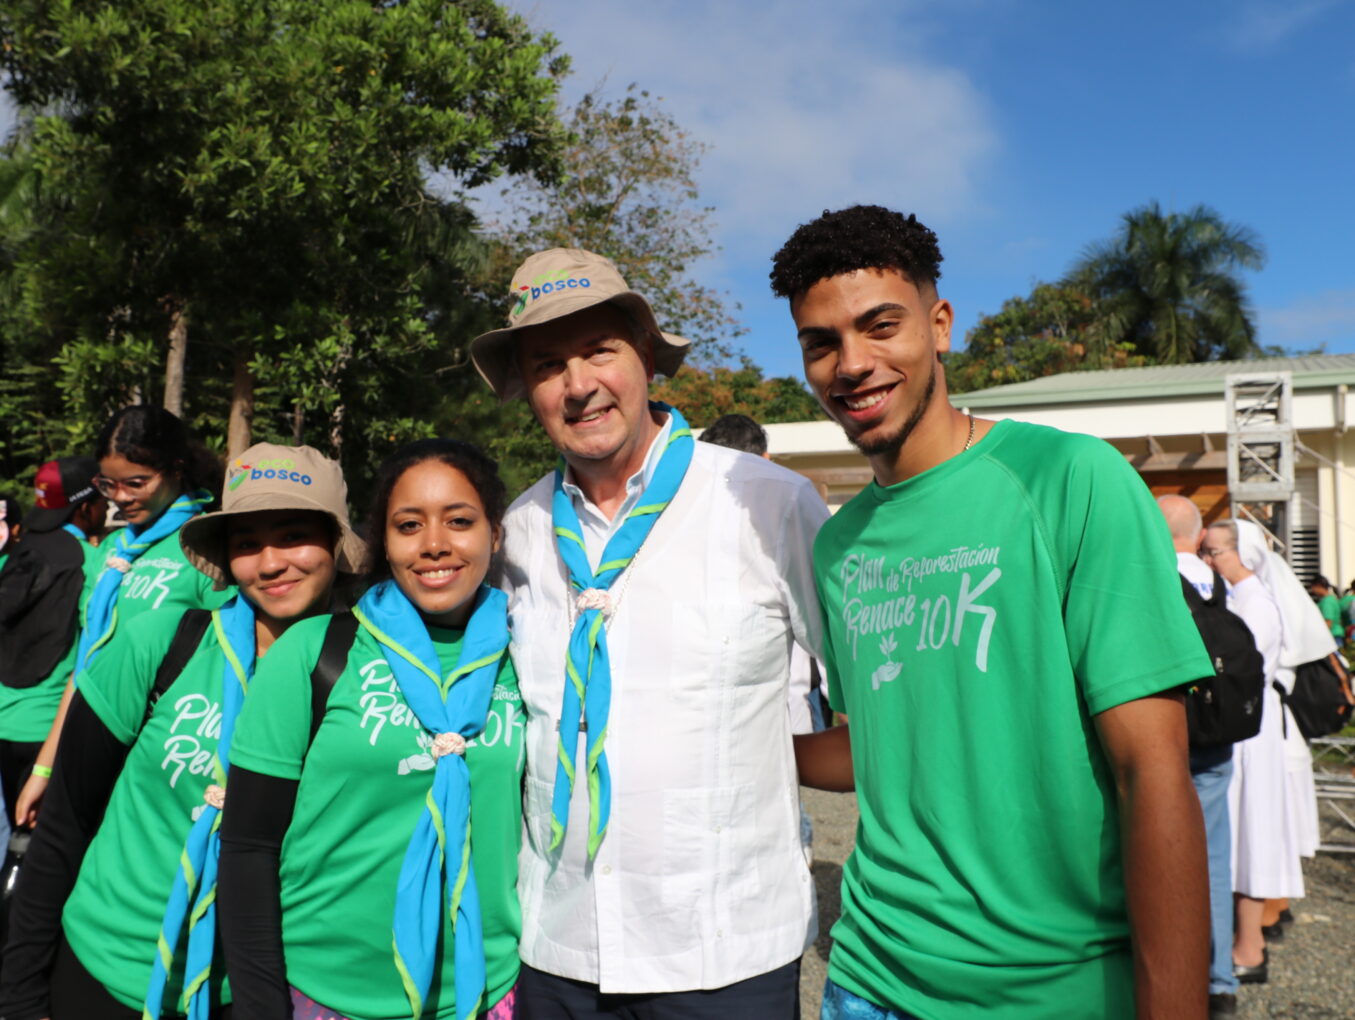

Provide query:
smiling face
left=517, top=303, right=661, bottom=487
left=97, top=453, right=182, bottom=527
left=792, top=268, right=954, bottom=483
left=227, top=510, right=337, bottom=630
left=384, top=460, right=499, bottom=628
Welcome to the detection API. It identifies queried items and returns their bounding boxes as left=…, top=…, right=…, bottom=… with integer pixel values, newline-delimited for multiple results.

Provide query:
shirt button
left=716, top=929, right=723, bottom=938
left=601, top=864, right=612, bottom=875
left=714, top=825, right=722, bottom=834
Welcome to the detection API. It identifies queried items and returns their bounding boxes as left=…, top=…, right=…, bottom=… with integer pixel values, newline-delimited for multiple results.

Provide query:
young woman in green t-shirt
left=0, top=443, right=364, bottom=1020
left=219, top=439, right=522, bottom=1020
left=12, top=406, right=226, bottom=830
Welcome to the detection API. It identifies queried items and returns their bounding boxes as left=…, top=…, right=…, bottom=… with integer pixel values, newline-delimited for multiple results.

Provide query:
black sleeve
left=0, top=695, right=131, bottom=1020
left=217, top=766, right=299, bottom=1020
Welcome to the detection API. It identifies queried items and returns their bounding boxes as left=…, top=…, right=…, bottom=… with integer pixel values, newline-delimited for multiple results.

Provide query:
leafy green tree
left=945, top=282, right=1153, bottom=394
left=650, top=361, right=823, bottom=427
left=1067, top=201, right=1265, bottom=364
left=0, top=0, right=567, bottom=501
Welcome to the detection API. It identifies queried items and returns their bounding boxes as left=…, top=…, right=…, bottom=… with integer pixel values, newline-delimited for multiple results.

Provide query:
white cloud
left=1258, top=289, right=1355, bottom=344
left=509, top=0, right=998, bottom=264
left=1225, top=0, right=1345, bottom=51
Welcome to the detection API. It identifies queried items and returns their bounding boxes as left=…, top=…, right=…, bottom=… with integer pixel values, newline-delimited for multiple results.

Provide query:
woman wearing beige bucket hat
left=0, top=443, right=363, bottom=1020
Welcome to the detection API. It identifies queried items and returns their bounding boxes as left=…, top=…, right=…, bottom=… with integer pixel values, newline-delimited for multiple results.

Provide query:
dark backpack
left=1280, top=656, right=1353, bottom=740
left=145, top=609, right=359, bottom=746
left=0, top=530, right=87, bottom=689
left=1179, top=572, right=1266, bottom=749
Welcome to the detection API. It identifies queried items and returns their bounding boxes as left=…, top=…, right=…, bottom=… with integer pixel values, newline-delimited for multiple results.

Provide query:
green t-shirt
left=1318, top=592, right=1343, bottom=639
left=230, top=615, right=525, bottom=1020
left=97, top=526, right=230, bottom=634
left=814, top=420, right=1212, bottom=1020
left=63, top=607, right=236, bottom=1011
left=0, top=534, right=103, bottom=741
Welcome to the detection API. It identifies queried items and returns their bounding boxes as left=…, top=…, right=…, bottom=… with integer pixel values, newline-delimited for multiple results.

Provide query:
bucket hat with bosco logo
left=470, top=247, right=690, bottom=400
left=179, top=442, right=366, bottom=590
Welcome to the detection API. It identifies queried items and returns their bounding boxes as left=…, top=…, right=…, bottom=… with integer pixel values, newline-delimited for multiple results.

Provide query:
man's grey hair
left=1156, top=494, right=1202, bottom=542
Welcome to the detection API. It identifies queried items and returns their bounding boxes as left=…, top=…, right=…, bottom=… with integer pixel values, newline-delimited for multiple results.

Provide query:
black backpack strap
left=1206, top=569, right=1227, bottom=608
left=309, top=612, right=359, bottom=748
left=145, top=609, right=214, bottom=726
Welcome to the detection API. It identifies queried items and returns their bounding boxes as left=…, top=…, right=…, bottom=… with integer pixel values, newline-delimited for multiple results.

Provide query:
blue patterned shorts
left=821, top=978, right=918, bottom=1020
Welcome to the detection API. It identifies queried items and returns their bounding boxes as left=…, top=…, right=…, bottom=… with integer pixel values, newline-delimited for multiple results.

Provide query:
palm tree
left=1068, top=202, right=1265, bottom=364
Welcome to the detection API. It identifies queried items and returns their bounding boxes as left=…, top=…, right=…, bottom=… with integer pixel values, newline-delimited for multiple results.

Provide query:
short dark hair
left=769, top=204, right=944, bottom=301
left=363, top=438, right=507, bottom=583
left=95, top=405, right=222, bottom=501
left=1309, top=574, right=1333, bottom=591
left=699, top=414, right=768, bottom=456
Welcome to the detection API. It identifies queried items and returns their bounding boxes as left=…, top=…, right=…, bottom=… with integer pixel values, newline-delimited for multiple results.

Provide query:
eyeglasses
left=93, top=471, right=162, bottom=498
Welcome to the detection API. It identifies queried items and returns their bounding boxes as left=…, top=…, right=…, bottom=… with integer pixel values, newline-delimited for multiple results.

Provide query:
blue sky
left=4, top=2, right=1351, bottom=384
left=493, top=0, right=1355, bottom=380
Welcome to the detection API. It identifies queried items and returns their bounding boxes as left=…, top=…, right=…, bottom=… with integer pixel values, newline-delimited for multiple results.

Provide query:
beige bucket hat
left=180, top=443, right=367, bottom=590
left=470, top=247, right=690, bottom=400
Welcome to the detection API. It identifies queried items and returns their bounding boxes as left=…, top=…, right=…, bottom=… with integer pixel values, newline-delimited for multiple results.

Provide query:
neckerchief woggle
left=143, top=594, right=255, bottom=1020
left=353, top=579, right=509, bottom=1020
left=76, top=490, right=213, bottom=684
left=549, top=403, right=693, bottom=857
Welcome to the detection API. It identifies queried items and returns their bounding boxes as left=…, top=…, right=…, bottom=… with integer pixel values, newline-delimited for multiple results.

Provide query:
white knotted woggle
left=106, top=556, right=133, bottom=574
left=575, top=588, right=612, bottom=616
left=203, top=784, right=226, bottom=810
left=430, top=732, right=467, bottom=759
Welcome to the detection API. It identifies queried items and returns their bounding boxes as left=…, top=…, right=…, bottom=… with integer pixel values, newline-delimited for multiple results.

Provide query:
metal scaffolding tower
left=1226, top=372, right=1296, bottom=555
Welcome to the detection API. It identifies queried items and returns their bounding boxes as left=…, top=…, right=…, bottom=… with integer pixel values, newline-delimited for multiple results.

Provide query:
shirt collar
left=562, top=411, right=674, bottom=519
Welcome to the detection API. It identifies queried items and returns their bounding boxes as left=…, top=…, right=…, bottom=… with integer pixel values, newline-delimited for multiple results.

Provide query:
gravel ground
left=797, top=786, right=1355, bottom=1019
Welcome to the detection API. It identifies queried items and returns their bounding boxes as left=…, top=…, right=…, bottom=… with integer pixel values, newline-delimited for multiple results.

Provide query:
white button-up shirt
left=499, top=429, right=827, bottom=992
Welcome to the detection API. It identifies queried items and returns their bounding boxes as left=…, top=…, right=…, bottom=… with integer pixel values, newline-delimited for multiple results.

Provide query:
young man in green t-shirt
left=770, top=205, right=1213, bottom=1020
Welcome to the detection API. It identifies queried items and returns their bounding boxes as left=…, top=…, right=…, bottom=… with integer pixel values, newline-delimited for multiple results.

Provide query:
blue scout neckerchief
left=353, top=579, right=510, bottom=1020
left=548, top=402, right=693, bottom=857
left=143, top=594, right=255, bottom=1020
left=76, top=490, right=213, bottom=681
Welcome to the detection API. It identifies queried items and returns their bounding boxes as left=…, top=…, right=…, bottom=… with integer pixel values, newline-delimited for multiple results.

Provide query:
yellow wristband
left=31, top=764, right=52, bottom=779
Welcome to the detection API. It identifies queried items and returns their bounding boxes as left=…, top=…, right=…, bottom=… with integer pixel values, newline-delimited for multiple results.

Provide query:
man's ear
left=930, top=298, right=954, bottom=355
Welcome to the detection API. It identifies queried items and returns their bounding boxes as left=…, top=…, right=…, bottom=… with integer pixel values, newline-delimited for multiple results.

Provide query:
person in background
left=699, top=413, right=770, bottom=457
left=220, top=439, right=522, bottom=1020
left=1306, top=575, right=1343, bottom=642
left=1158, top=495, right=1240, bottom=1019
left=0, top=444, right=360, bottom=1020
left=0, top=495, right=22, bottom=871
left=1202, top=520, right=1309, bottom=987
left=0, top=458, right=108, bottom=828
left=0, top=497, right=20, bottom=570
left=1195, top=522, right=1283, bottom=993
left=12, top=406, right=227, bottom=829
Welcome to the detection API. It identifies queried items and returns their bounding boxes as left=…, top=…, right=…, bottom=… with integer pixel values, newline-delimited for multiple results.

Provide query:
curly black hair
left=769, top=205, right=944, bottom=300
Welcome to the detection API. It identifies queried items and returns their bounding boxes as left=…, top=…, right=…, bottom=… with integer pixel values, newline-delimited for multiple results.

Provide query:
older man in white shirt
left=471, top=249, right=825, bottom=1017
